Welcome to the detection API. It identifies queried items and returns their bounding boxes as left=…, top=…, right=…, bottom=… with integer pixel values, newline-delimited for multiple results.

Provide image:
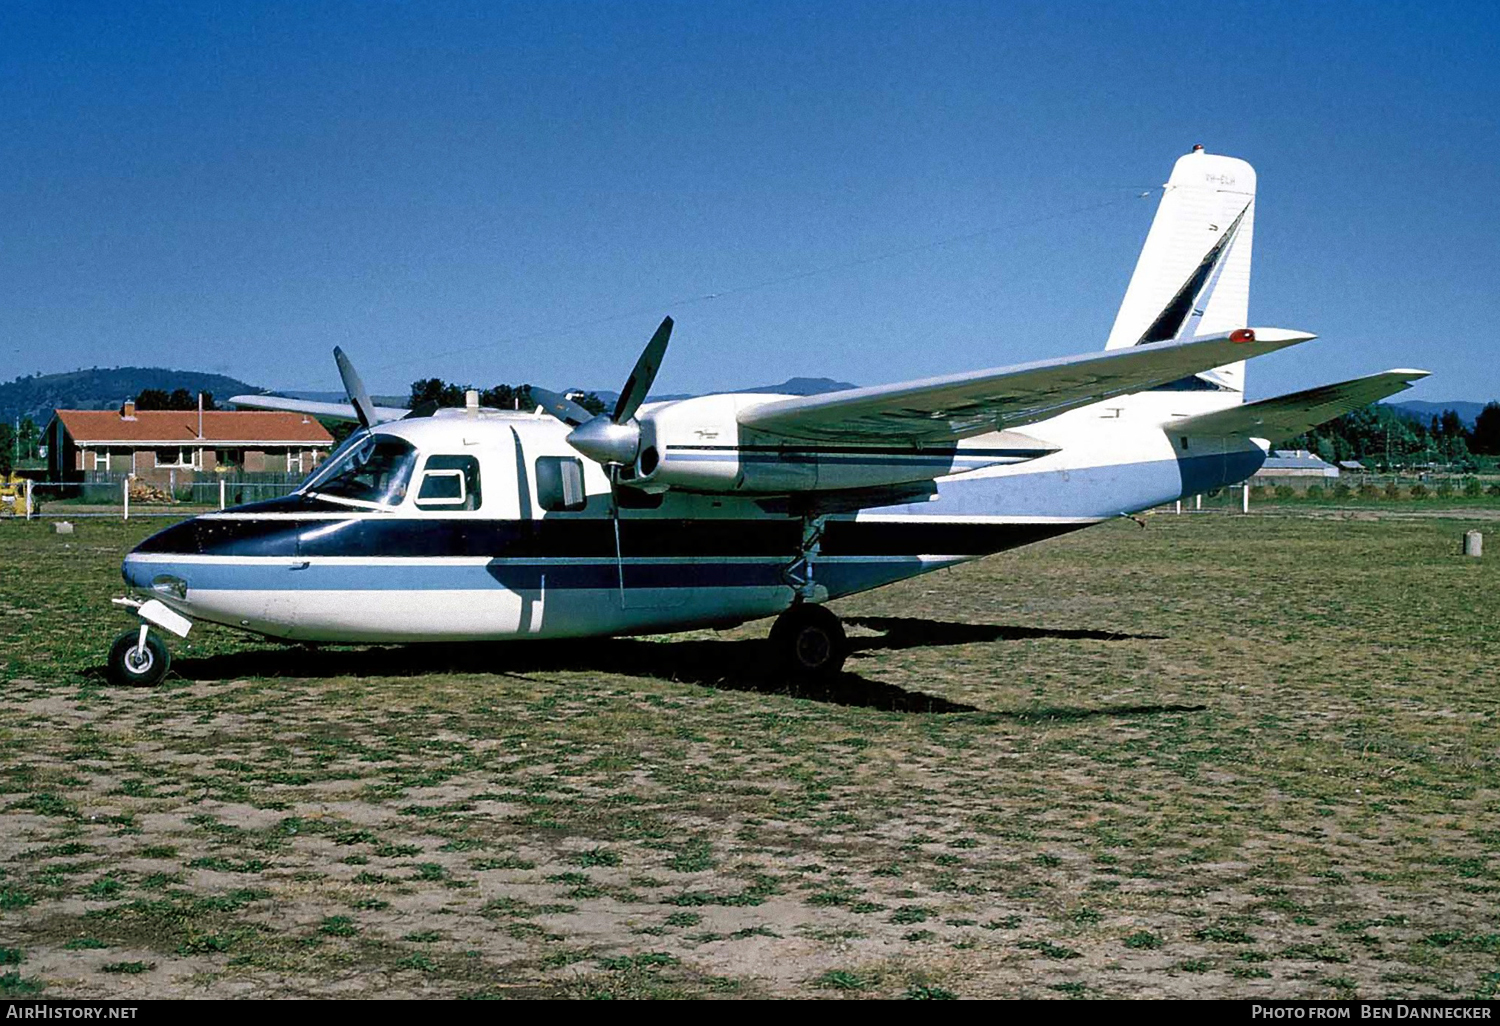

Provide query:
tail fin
left=1105, top=147, right=1257, bottom=395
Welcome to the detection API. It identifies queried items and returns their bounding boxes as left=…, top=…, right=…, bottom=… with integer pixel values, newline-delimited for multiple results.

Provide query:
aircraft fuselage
left=122, top=394, right=1266, bottom=643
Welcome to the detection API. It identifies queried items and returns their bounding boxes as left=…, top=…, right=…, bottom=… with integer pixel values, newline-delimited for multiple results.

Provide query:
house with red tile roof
left=47, top=400, right=335, bottom=486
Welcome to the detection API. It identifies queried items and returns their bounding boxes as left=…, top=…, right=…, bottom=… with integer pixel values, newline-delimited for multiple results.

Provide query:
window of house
left=215, top=448, right=245, bottom=467
left=416, top=455, right=482, bottom=511
left=154, top=447, right=192, bottom=468
left=535, top=456, right=588, bottom=512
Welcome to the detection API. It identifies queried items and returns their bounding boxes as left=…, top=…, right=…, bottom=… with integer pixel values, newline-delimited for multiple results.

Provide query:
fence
left=4, top=475, right=305, bottom=520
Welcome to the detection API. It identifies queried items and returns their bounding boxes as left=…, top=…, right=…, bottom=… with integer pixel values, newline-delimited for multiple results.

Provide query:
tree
left=16, top=417, right=39, bottom=461
left=317, top=417, right=359, bottom=446
left=479, top=384, right=535, bottom=411
left=408, top=378, right=466, bottom=410
left=133, top=388, right=215, bottom=412
left=1473, top=402, right=1500, bottom=455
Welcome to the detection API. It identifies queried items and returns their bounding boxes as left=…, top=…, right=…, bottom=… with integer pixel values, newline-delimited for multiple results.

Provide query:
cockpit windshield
left=303, top=435, right=417, bottom=508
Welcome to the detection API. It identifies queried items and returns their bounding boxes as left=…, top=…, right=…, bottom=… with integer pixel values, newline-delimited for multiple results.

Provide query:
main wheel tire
left=771, top=603, right=848, bottom=678
left=107, top=630, right=170, bottom=688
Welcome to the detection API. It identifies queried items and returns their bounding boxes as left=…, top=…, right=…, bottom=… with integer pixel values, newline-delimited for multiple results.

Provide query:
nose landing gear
left=107, top=626, right=171, bottom=687
left=107, top=596, right=193, bottom=688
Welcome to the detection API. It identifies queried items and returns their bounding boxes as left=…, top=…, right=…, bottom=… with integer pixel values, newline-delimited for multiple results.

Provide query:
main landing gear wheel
left=770, top=603, right=848, bottom=678
left=107, top=629, right=170, bottom=688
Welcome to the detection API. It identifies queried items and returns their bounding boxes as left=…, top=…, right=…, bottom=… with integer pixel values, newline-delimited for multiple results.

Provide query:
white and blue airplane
left=110, top=148, right=1426, bottom=686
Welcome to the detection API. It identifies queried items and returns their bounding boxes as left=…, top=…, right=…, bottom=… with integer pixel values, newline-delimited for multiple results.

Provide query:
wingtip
left=1249, top=327, right=1318, bottom=344
left=1388, top=368, right=1431, bottom=379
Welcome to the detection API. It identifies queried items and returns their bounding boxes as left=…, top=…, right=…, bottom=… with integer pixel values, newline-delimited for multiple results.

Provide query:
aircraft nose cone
left=566, top=416, right=640, bottom=466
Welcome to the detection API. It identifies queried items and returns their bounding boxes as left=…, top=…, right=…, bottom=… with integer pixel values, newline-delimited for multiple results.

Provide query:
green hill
left=1, top=367, right=261, bottom=424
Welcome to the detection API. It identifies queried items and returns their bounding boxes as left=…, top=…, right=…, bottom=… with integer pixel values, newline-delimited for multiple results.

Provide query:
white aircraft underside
left=112, top=148, right=1427, bottom=679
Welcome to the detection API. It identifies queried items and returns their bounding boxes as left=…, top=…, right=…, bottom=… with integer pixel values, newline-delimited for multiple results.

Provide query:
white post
left=219, top=477, right=226, bottom=510
left=1242, top=484, right=1250, bottom=514
left=24, top=479, right=33, bottom=520
left=1195, top=494, right=1202, bottom=511
left=123, top=476, right=130, bottom=521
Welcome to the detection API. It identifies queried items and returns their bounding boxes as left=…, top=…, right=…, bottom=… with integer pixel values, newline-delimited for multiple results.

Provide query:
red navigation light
left=1230, top=328, right=1256, bottom=344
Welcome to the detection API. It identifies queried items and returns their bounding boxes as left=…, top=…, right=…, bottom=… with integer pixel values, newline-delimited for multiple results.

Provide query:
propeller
left=527, top=316, right=674, bottom=604
left=564, top=316, right=673, bottom=469
left=528, top=387, right=596, bottom=427
left=334, top=346, right=376, bottom=431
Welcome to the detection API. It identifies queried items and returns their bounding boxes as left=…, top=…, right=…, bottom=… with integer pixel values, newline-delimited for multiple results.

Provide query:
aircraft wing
left=737, top=328, right=1313, bottom=444
left=1167, top=369, right=1430, bottom=441
left=228, top=394, right=410, bottom=424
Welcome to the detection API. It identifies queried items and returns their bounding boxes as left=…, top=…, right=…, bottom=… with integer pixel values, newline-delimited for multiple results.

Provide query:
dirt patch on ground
left=2, top=515, right=1498, bottom=998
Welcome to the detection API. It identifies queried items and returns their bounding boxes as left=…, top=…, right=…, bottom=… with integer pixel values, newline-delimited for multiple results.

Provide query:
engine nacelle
left=627, top=394, right=1054, bottom=494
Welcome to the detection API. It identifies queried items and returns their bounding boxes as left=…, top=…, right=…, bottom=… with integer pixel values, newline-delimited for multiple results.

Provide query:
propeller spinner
left=561, top=316, right=673, bottom=468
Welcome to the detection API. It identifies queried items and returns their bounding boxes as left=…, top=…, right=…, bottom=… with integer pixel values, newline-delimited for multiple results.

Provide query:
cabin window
left=535, top=456, right=587, bottom=512
left=416, top=455, right=482, bottom=511
left=306, top=436, right=417, bottom=507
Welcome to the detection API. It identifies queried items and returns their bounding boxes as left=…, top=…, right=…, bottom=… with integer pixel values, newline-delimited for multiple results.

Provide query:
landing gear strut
left=107, top=596, right=191, bottom=688
left=107, top=626, right=170, bottom=688
left=770, top=602, right=848, bottom=678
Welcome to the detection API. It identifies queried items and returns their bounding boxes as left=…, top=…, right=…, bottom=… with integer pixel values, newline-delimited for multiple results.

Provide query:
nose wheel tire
left=107, top=629, right=170, bottom=688
left=770, top=603, right=848, bottom=678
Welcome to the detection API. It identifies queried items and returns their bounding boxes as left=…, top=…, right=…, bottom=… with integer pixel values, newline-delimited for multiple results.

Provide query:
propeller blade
left=612, top=316, right=673, bottom=424
left=530, top=387, right=595, bottom=427
left=333, top=347, right=376, bottom=431
left=402, top=399, right=439, bottom=420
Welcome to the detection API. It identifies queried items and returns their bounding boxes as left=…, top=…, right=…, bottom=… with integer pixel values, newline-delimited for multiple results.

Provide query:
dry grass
left=1, top=512, right=1497, bottom=998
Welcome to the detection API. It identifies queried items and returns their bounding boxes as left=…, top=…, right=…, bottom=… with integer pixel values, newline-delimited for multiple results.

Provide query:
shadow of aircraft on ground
left=143, top=616, right=1189, bottom=718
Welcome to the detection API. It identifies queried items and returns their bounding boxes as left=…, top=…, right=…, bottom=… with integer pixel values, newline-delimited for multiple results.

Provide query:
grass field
left=1, top=512, right=1497, bottom=999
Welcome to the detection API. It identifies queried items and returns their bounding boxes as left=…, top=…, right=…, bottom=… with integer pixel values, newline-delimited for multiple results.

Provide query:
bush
left=1384, top=483, right=1403, bottom=500
left=1409, top=483, right=1428, bottom=499
left=1435, top=482, right=1453, bottom=499
left=1333, top=483, right=1352, bottom=499
left=1274, top=485, right=1296, bottom=500
left=1305, top=485, right=1324, bottom=500
left=1488, top=484, right=1500, bottom=498
left=1358, top=484, right=1379, bottom=500
left=1249, top=485, right=1267, bottom=499
left=1463, top=479, right=1483, bottom=498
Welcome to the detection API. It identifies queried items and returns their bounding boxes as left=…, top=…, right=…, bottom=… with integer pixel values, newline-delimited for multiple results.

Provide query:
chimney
left=122, top=400, right=136, bottom=420
left=197, top=392, right=204, bottom=439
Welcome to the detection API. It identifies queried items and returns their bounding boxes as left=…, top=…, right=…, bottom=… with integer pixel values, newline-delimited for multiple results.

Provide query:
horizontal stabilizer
left=1168, top=369, right=1431, bottom=440
left=228, top=394, right=409, bottom=424
left=739, top=327, right=1313, bottom=444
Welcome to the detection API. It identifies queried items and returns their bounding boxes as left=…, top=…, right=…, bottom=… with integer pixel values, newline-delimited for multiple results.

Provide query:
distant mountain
left=1384, top=400, right=1490, bottom=428
left=1, top=367, right=261, bottom=424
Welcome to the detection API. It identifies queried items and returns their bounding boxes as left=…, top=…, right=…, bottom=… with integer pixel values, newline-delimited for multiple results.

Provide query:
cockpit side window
left=305, top=436, right=417, bottom=508
left=416, top=454, right=482, bottom=511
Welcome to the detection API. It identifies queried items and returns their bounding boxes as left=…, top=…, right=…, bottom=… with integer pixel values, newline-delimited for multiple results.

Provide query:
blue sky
left=2, top=1, right=1496, bottom=402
